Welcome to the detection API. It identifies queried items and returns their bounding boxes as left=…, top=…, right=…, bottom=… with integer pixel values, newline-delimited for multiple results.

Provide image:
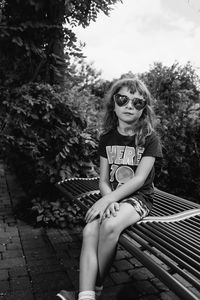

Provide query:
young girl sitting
left=56, top=77, right=162, bottom=300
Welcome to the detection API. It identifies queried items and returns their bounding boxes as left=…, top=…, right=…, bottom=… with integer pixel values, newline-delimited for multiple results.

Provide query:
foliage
left=61, top=59, right=110, bottom=166
left=30, top=196, right=84, bottom=228
left=0, top=82, right=98, bottom=199
left=0, top=0, right=120, bottom=86
left=140, top=62, right=200, bottom=202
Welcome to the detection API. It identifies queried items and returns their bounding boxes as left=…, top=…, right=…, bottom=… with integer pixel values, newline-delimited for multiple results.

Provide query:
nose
left=126, top=99, right=134, bottom=109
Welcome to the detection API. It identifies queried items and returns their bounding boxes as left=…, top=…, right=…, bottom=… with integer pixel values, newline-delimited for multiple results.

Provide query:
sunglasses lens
left=133, top=98, right=146, bottom=110
left=114, top=94, right=128, bottom=106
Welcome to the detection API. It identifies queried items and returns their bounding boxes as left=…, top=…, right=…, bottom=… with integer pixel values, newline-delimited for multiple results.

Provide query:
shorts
left=121, top=197, right=150, bottom=219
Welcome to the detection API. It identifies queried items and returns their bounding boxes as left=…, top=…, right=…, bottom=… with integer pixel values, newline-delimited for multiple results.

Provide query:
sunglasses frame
left=113, top=94, right=147, bottom=111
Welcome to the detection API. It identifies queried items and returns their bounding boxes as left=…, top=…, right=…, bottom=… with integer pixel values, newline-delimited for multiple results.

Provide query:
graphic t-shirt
left=99, top=129, right=163, bottom=210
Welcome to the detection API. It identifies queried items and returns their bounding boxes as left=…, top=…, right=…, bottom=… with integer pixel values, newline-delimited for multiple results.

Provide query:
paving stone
left=29, top=262, right=65, bottom=275
left=51, top=242, right=72, bottom=252
left=128, top=267, right=155, bottom=280
left=0, top=269, right=9, bottom=280
left=103, top=275, right=115, bottom=288
left=0, top=224, right=6, bottom=230
left=142, top=295, right=161, bottom=300
left=115, top=249, right=132, bottom=260
left=5, top=226, right=19, bottom=235
left=4, top=217, right=16, bottom=223
left=32, top=271, right=74, bottom=293
left=0, top=280, right=10, bottom=293
left=0, top=237, right=12, bottom=244
left=134, top=280, right=159, bottom=296
left=9, top=266, right=28, bottom=278
left=26, top=257, right=59, bottom=267
left=7, top=222, right=17, bottom=227
left=103, top=284, right=139, bottom=300
left=0, top=257, right=26, bottom=269
left=6, top=243, right=22, bottom=250
left=160, top=291, right=181, bottom=300
left=9, top=236, right=20, bottom=243
left=66, top=247, right=81, bottom=259
left=10, top=276, right=31, bottom=291
left=2, top=249, right=23, bottom=259
left=0, top=231, right=13, bottom=239
left=110, top=271, right=132, bottom=284
left=24, top=248, right=55, bottom=261
left=1, top=289, right=34, bottom=300
left=19, top=228, right=43, bottom=238
left=0, top=244, right=6, bottom=252
left=35, top=291, right=64, bottom=300
left=130, top=257, right=143, bottom=267
left=21, top=239, right=49, bottom=250
left=113, top=259, right=134, bottom=271
left=150, top=277, right=169, bottom=292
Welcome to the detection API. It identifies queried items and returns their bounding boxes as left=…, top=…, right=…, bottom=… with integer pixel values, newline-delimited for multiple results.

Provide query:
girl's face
left=114, top=86, right=145, bottom=126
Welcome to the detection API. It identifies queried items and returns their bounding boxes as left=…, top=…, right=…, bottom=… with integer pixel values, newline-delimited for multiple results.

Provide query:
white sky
left=73, top=0, right=200, bottom=80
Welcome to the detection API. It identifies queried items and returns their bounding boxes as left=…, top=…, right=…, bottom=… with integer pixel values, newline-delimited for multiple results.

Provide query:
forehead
left=118, top=86, right=143, bottom=98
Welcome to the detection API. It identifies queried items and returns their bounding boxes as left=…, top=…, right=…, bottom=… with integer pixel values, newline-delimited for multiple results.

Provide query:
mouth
left=123, top=112, right=134, bottom=115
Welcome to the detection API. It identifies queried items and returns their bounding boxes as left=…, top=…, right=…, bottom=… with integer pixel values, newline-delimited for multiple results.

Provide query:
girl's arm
left=99, top=156, right=112, bottom=196
left=109, top=156, right=155, bottom=202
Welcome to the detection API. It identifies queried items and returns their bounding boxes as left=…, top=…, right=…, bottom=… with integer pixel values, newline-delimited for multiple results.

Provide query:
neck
left=117, top=125, right=135, bottom=136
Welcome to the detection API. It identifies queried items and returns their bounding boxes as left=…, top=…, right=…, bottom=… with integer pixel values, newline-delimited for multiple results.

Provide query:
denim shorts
left=121, top=197, right=150, bottom=219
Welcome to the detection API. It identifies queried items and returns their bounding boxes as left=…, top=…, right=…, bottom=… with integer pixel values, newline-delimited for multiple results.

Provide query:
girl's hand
left=102, top=202, right=120, bottom=220
left=85, top=195, right=113, bottom=224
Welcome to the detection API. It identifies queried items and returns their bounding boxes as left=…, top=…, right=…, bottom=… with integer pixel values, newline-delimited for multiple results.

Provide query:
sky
left=73, top=0, right=200, bottom=80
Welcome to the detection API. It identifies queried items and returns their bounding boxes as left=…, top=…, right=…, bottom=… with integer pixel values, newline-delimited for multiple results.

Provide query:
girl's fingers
left=114, top=202, right=120, bottom=211
left=106, top=209, right=111, bottom=218
left=99, top=211, right=105, bottom=224
left=110, top=203, right=119, bottom=216
left=86, top=210, right=99, bottom=223
left=85, top=207, right=93, bottom=220
left=110, top=207, right=117, bottom=216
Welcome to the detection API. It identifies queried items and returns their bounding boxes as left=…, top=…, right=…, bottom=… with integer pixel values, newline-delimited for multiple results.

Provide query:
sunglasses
left=113, top=94, right=147, bottom=111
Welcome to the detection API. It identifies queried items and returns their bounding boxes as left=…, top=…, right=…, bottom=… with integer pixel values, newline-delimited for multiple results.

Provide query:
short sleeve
left=98, top=134, right=107, bottom=158
left=142, top=132, right=163, bottom=158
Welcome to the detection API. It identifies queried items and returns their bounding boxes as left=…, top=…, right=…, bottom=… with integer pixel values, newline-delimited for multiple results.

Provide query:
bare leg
left=97, top=203, right=140, bottom=284
left=79, top=219, right=100, bottom=291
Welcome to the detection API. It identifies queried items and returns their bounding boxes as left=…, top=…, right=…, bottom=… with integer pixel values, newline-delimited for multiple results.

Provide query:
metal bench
left=56, top=177, right=200, bottom=300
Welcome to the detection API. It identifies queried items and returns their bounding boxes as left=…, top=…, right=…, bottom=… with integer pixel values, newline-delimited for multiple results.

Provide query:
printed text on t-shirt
left=106, top=145, right=144, bottom=166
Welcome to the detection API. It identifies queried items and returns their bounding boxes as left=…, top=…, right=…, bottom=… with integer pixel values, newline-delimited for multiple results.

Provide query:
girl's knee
left=82, top=222, right=98, bottom=240
left=100, top=218, right=120, bottom=240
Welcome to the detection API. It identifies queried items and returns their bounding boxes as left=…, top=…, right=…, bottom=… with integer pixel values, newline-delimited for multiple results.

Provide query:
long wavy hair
left=102, top=77, right=157, bottom=146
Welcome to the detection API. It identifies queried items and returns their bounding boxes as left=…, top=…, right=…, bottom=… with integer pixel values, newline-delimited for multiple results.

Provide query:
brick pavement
left=0, top=160, right=181, bottom=300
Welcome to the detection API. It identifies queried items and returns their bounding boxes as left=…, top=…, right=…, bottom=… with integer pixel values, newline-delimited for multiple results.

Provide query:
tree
left=141, top=62, right=200, bottom=202
left=0, top=0, right=121, bottom=86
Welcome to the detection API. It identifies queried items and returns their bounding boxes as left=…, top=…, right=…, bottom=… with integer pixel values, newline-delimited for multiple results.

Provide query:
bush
left=141, top=63, right=200, bottom=203
left=0, top=82, right=98, bottom=201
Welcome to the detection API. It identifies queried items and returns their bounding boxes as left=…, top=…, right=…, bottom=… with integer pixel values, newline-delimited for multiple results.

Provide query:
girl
left=56, top=77, right=162, bottom=300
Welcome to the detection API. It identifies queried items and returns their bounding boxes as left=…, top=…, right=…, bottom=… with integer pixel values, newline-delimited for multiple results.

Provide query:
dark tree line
left=0, top=0, right=120, bottom=86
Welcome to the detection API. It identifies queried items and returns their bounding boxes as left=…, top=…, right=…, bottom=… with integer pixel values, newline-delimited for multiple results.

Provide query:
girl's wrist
left=104, top=193, right=116, bottom=205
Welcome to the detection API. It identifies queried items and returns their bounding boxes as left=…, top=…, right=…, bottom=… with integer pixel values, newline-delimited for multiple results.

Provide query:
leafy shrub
left=0, top=82, right=98, bottom=201
left=28, top=196, right=84, bottom=228
left=141, top=63, right=200, bottom=203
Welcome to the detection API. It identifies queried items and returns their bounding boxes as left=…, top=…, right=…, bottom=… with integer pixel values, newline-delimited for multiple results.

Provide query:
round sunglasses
left=113, top=94, right=147, bottom=111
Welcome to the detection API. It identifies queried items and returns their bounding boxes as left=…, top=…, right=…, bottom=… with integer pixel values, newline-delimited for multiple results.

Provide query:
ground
left=0, top=160, right=181, bottom=300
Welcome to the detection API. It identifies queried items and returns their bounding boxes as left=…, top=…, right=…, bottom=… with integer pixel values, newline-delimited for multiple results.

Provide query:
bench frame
left=56, top=177, right=200, bottom=300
